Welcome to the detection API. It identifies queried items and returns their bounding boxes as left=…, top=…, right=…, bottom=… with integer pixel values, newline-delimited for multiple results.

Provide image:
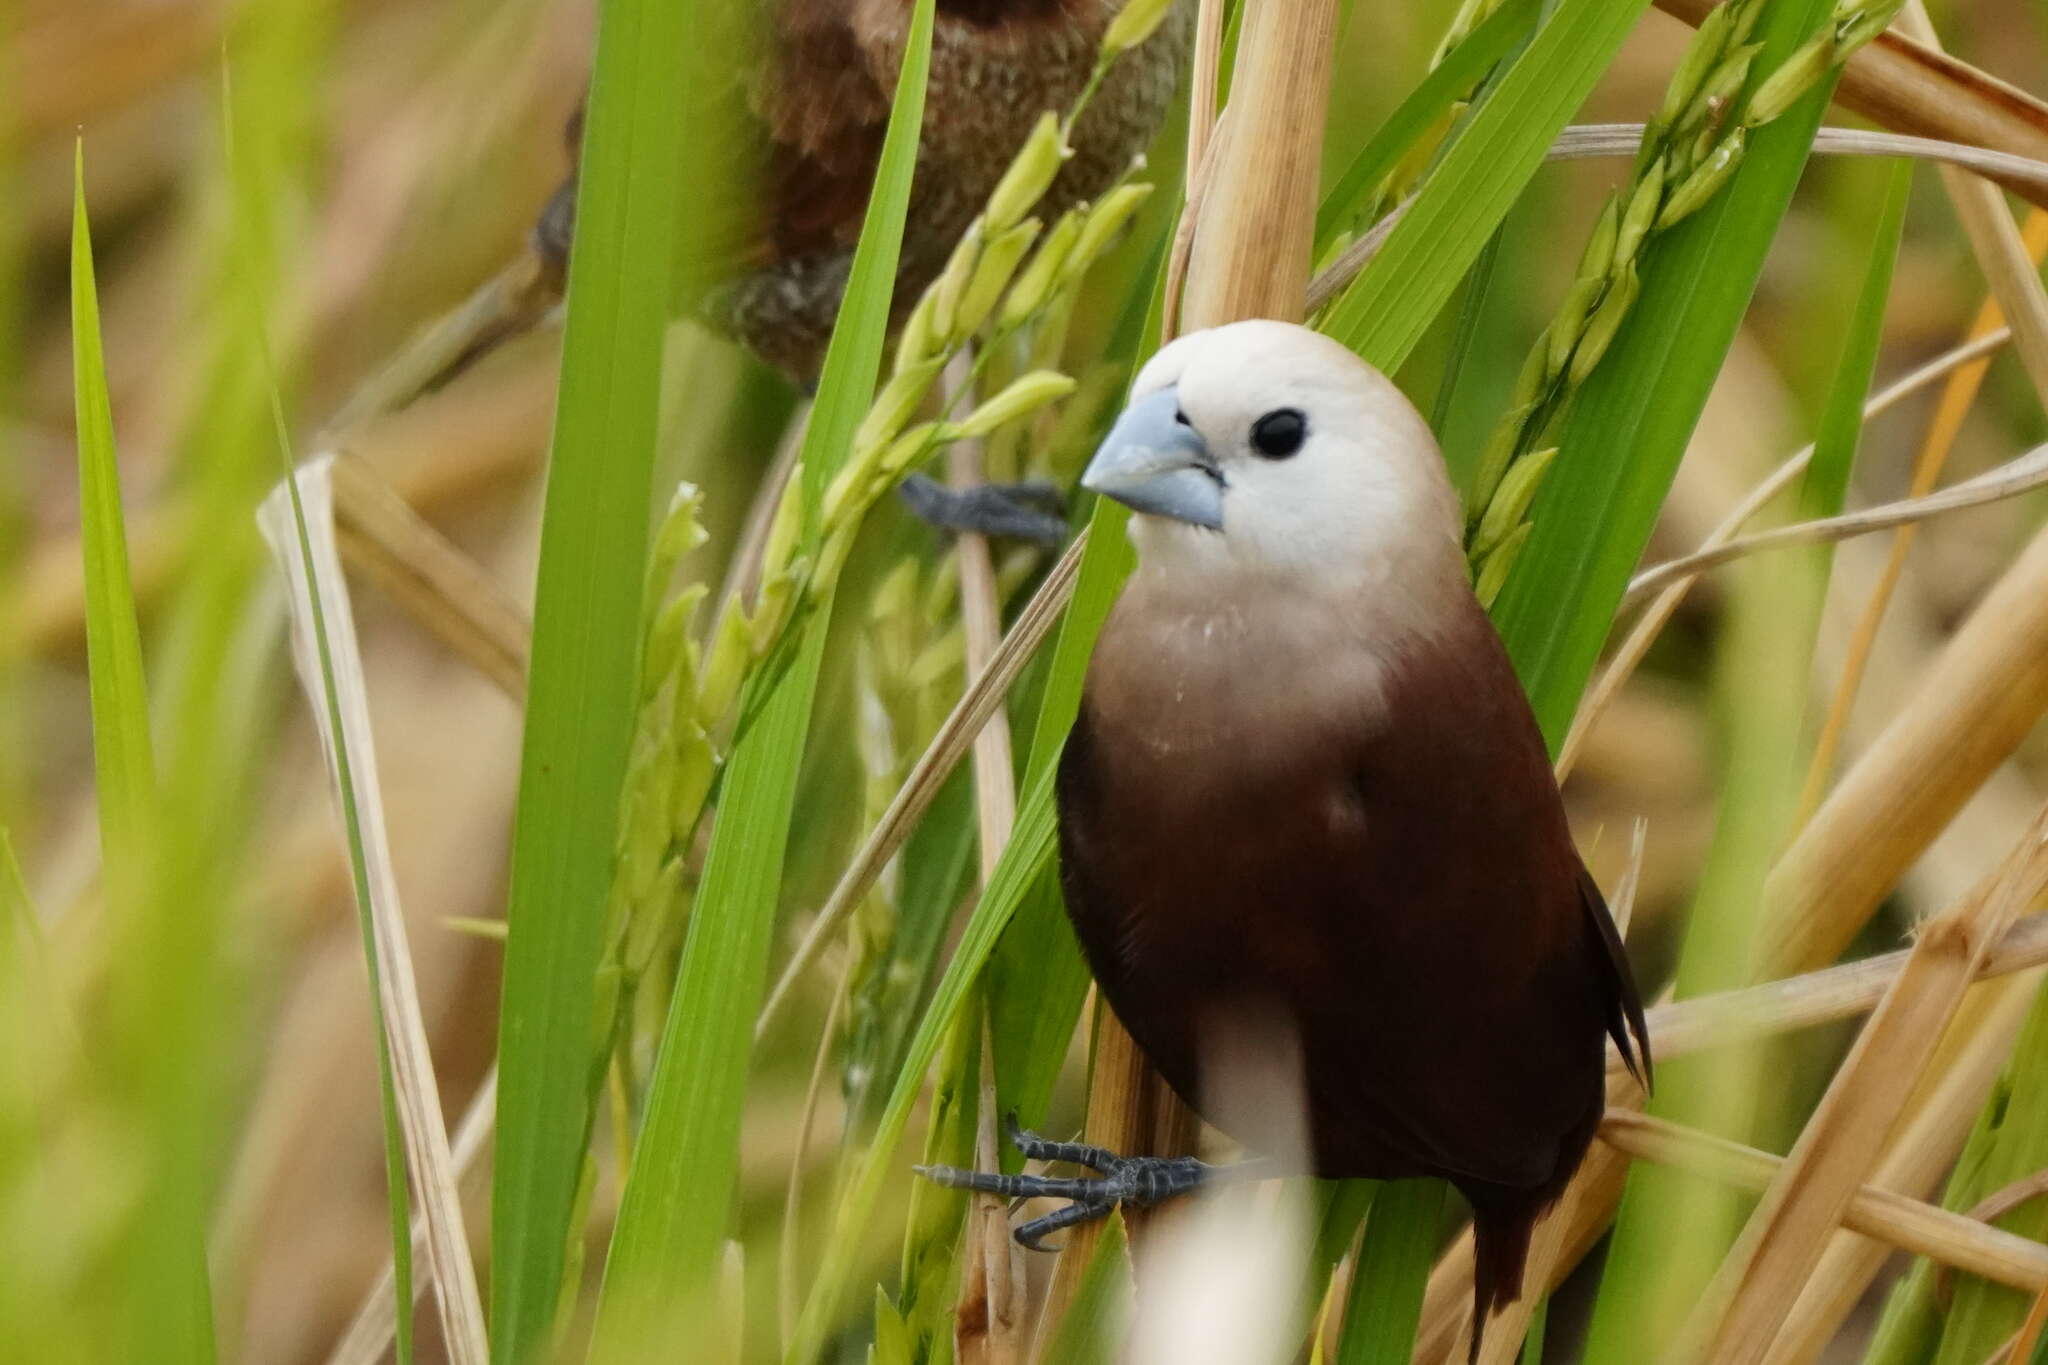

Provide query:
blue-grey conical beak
left=1080, top=387, right=1224, bottom=530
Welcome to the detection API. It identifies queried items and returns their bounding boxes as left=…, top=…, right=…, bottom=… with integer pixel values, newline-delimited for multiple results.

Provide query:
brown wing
left=1286, top=619, right=1617, bottom=1192
left=1056, top=594, right=1631, bottom=1196
left=1580, top=861, right=1652, bottom=1088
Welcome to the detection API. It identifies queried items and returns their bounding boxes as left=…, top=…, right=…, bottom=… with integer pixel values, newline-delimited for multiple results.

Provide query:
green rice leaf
left=1335, top=1180, right=1442, bottom=1365
left=72, top=149, right=157, bottom=883
left=590, top=0, right=934, bottom=1349
left=1489, top=0, right=1840, bottom=748
left=72, top=144, right=218, bottom=1365
left=1314, top=0, right=1542, bottom=253
left=1320, top=0, right=1654, bottom=371
left=488, top=0, right=728, bottom=1354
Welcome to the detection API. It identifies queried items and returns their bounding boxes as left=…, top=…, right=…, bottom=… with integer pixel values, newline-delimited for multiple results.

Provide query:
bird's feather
left=1056, top=546, right=1647, bottom=1356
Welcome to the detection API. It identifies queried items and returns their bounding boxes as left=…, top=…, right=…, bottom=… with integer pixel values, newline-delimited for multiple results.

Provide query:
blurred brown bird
left=535, top=0, right=1191, bottom=381
left=332, top=0, right=1187, bottom=530
left=922, top=322, right=1650, bottom=1360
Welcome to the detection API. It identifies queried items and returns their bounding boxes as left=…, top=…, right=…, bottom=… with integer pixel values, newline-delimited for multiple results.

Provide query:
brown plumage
left=927, top=321, right=1649, bottom=1358
left=538, top=0, right=1190, bottom=379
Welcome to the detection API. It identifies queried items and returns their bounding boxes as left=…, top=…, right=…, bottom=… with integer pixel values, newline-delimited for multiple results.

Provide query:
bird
left=336, top=0, right=1189, bottom=533
left=535, top=0, right=1191, bottom=382
left=919, top=320, right=1650, bottom=1357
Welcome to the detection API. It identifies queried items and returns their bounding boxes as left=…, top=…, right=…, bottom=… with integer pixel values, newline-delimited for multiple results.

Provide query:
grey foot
left=916, top=1113, right=1212, bottom=1250
left=898, top=475, right=1069, bottom=545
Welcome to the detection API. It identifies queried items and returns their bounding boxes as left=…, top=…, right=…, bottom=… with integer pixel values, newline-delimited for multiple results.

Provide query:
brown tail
left=1466, top=1198, right=1538, bottom=1365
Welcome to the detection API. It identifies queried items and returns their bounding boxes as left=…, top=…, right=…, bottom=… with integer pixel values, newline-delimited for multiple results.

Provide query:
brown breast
left=1055, top=577, right=1614, bottom=1192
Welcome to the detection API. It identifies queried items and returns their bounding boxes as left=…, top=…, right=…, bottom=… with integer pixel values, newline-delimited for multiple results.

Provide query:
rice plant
left=13, top=0, right=2048, bottom=1362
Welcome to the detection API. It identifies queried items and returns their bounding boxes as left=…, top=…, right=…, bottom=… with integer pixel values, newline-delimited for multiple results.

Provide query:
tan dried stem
left=1558, top=324, right=2010, bottom=779
left=258, top=461, right=489, bottom=1365
left=320, top=251, right=562, bottom=439
left=945, top=359, right=1026, bottom=1365
left=1185, top=0, right=1227, bottom=176
left=1621, top=442, right=2048, bottom=605
left=1761, top=496, right=2048, bottom=977
left=1597, top=1112, right=2048, bottom=1294
left=328, top=453, right=532, bottom=699
left=1678, top=805, right=2048, bottom=1365
left=1630, top=914, right=2048, bottom=1074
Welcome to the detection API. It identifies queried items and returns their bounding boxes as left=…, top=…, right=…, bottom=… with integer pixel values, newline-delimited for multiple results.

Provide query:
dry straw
left=1675, top=806, right=2048, bottom=1363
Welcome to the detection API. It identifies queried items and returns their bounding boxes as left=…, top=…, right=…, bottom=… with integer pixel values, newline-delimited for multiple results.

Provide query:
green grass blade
left=1799, top=162, right=1913, bottom=534
left=72, top=144, right=217, bottom=1365
left=591, top=0, right=934, bottom=1349
left=488, top=0, right=722, bottom=1353
left=1489, top=0, right=1842, bottom=747
left=1334, top=1180, right=1442, bottom=1365
left=1320, top=0, right=1653, bottom=371
left=1314, top=0, right=1541, bottom=253
left=72, top=149, right=157, bottom=879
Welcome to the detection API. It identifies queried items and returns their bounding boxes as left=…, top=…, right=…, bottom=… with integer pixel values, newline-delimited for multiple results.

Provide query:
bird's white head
left=1082, top=320, right=1465, bottom=597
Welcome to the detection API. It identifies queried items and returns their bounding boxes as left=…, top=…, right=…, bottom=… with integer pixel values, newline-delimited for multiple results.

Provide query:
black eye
left=1249, top=408, right=1306, bottom=459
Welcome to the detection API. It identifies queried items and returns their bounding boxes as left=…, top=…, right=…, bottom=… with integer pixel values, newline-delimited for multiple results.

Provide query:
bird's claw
left=914, top=1111, right=1212, bottom=1251
left=898, top=474, right=1069, bottom=545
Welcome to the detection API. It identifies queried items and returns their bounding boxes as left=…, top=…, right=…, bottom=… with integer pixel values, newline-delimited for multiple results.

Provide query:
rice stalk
left=1672, top=801, right=2048, bottom=1363
left=1558, top=325, right=2013, bottom=778
left=1630, top=915, right=2048, bottom=1070
left=1801, top=210, right=2048, bottom=815
left=1656, top=0, right=2048, bottom=209
left=1463, top=0, right=1909, bottom=593
left=1620, top=440, right=2048, bottom=604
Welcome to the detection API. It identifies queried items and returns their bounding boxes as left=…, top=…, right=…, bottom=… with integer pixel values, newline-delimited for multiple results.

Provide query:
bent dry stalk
left=1463, top=0, right=1910, bottom=601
